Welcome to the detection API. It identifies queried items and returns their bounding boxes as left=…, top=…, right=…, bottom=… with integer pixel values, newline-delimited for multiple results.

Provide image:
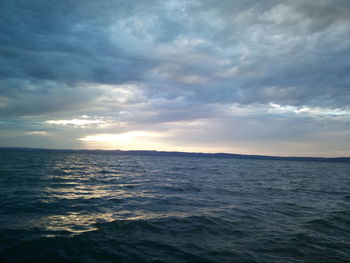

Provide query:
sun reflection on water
left=33, top=155, right=163, bottom=234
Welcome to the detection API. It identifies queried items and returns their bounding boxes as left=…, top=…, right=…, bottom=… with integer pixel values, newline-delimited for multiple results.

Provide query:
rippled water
left=0, top=150, right=349, bottom=262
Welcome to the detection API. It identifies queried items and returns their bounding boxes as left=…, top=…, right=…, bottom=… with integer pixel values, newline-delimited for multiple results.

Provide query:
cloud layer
left=1, top=0, right=350, bottom=156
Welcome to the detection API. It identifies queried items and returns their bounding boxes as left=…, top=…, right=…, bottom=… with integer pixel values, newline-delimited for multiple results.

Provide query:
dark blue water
left=0, top=150, right=349, bottom=262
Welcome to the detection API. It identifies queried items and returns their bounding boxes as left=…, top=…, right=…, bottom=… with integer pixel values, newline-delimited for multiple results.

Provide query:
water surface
left=0, top=150, right=349, bottom=262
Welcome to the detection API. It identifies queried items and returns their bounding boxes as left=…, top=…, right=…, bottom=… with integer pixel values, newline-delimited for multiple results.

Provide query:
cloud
left=0, top=0, right=350, bottom=155
left=46, top=118, right=106, bottom=128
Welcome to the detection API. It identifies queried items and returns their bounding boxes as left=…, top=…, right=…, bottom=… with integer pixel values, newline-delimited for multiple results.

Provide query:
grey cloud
left=0, top=79, right=102, bottom=117
left=0, top=0, right=157, bottom=85
left=1, top=0, right=350, bottom=155
left=1, top=0, right=349, bottom=111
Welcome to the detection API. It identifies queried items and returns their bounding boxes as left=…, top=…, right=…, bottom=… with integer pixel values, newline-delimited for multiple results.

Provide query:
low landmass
left=1, top=147, right=349, bottom=162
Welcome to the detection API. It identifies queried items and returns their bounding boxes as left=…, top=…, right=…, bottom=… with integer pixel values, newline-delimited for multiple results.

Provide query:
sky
left=0, top=0, right=350, bottom=157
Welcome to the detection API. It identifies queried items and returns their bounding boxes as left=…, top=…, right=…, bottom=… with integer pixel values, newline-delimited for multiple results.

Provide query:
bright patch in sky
left=269, top=104, right=350, bottom=116
left=78, top=131, right=166, bottom=150
left=24, top=131, right=49, bottom=135
left=46, top=119, right=106, bottom=127
left=79, top=131, right=155, bottom=142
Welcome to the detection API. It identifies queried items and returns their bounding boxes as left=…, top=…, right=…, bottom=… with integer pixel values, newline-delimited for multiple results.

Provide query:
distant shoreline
left=1, top=147, right=349, bottom=163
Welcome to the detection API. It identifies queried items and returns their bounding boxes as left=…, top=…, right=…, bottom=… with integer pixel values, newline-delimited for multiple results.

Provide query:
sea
left=0, top=150, right=349, bottom=263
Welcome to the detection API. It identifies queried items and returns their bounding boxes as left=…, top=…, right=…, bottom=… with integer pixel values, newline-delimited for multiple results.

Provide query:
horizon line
left=1, top=146, right=350, bottom=161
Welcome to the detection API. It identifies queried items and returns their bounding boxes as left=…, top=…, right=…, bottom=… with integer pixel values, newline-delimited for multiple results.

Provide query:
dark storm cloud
left=179, top=0, right=350, bottom=107
left=1, top=0, right=349, bottom=112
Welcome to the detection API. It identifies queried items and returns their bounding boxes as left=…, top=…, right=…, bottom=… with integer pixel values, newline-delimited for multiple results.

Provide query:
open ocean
left=0, top=150, right=349, bottom=263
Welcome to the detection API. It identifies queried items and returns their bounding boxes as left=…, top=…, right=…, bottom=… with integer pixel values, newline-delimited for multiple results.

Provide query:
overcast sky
left=1, top=0, right=350, bottom=156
